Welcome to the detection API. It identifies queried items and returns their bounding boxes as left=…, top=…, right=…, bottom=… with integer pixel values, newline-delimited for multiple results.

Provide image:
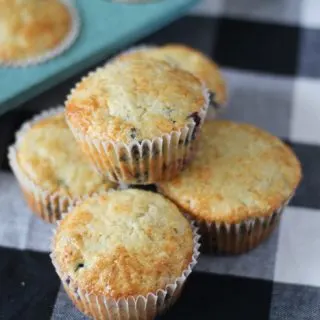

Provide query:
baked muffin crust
left=52, top=189, right=194, bottom=298
left=66, top=59, right=208, bottom=144
left=16, top=112, right=115, bottom=196
left=116, top=44, right=227, bottom=106
left=0, top=0, right=72, bottom=62
left=158, top=120, right=302, bottom=224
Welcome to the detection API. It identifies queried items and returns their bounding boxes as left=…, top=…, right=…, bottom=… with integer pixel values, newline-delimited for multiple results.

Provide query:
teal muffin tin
left=0, top=0, right=198, bottom=115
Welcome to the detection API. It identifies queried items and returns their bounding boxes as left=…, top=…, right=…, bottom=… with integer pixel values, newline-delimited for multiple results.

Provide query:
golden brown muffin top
left=158, top=121, right=302, bottom=224
left=16, top=112, right=116, bottom=197
left=0, top=0, right=71, bottom=62
left=66, top=59, right=208, bottom=144
left=116, top=44, right=227, bottom=106
left=52, top=189, right=194, bottom=298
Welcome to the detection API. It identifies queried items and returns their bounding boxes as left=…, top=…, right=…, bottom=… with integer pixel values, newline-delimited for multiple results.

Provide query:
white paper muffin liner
left=66, top=79, right=209, bottom=185
left=7, top=106, right=112, bottom=224
left=50, top=219, right=200, bottom=320
left=0, top=0, right=80, bottom=68
left=196, top=195, right=294, bottom=254
left=112, top=44, right=226, bottom=115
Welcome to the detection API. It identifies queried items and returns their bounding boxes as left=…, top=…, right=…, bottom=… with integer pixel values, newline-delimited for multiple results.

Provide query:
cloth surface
left=1, top=1, right=320, bottom=319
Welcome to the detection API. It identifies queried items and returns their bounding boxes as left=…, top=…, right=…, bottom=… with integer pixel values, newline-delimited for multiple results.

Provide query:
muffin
left=8, top=107, right=116, bottom=223
left=0, top=0, right=79, bottom=66
left=115, top=43, right=227, bottom=113
left=65, top=58, right=209, bottom=185
left=51, top=189, right=200, bottom=319
left=158, top=120, right=302, bottom=254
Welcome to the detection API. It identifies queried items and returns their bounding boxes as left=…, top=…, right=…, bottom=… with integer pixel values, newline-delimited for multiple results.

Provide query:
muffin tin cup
left=113, top=44, right=225, bottom=115
left=66, top=87, right=209, bottom=185
left=0, top=0, right=80, bottom=68
left=7, top=107, right=105, bottom=224
left=196, top=196, right=293, bottom=255
left=50, top=221, right=201, bottom=320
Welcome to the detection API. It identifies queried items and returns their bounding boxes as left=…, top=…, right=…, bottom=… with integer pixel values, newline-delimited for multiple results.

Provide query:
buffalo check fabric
left=1, top=1, right=320, bottom=319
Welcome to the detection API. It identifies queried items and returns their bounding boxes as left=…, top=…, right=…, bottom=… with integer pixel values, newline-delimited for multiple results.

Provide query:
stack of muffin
left=9, top=44, right=301, bottom=320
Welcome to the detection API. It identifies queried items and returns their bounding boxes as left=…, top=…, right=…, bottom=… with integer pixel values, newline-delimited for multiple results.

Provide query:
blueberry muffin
left=51, top=189, right=200, bottom=319
left=158, top=120, right=302, bottom=254
left=0, top=0, right=78, bottom=65
left=65, top=58, right=209, bottom=184
left=8, top=108, right=116, bottom=223
left=116, top=44, right=227, bottom=113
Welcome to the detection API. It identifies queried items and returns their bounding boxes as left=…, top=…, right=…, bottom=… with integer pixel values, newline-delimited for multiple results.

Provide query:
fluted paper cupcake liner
left=197, top=195, right=293, bottom=254
left=66, top=81, right=209, bottom=185
left=0, top=0, right=80, bottom=67
left=8, top=107, right=111, bottom=224
left=50, top=221, right=201, bottom=320
left=113, top=44, right=226, bottom=114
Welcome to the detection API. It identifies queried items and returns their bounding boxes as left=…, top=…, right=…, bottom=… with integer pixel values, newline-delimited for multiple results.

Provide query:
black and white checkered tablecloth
left=1, top=1, right=320, bottom=319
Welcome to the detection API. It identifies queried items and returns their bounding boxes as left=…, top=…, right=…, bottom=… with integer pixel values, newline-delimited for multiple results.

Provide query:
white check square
left=275, top=206, right=320, bottom=287
left=290, top=78, right=320, bottom=144
left=301, top=0, right=320, bottom=28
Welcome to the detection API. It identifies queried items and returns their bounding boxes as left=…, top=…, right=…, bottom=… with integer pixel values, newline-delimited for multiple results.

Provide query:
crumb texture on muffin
left=66, top=59, right=207, bottom=143
left=0, top=0, right=71, bottom=61
left=16, top=112, right=115, bottom=196
left=117, top=43, right=227, bottom=106
left=52, top=190, right=193, bottom=298
left=158, top=120, right=302, bottom=223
